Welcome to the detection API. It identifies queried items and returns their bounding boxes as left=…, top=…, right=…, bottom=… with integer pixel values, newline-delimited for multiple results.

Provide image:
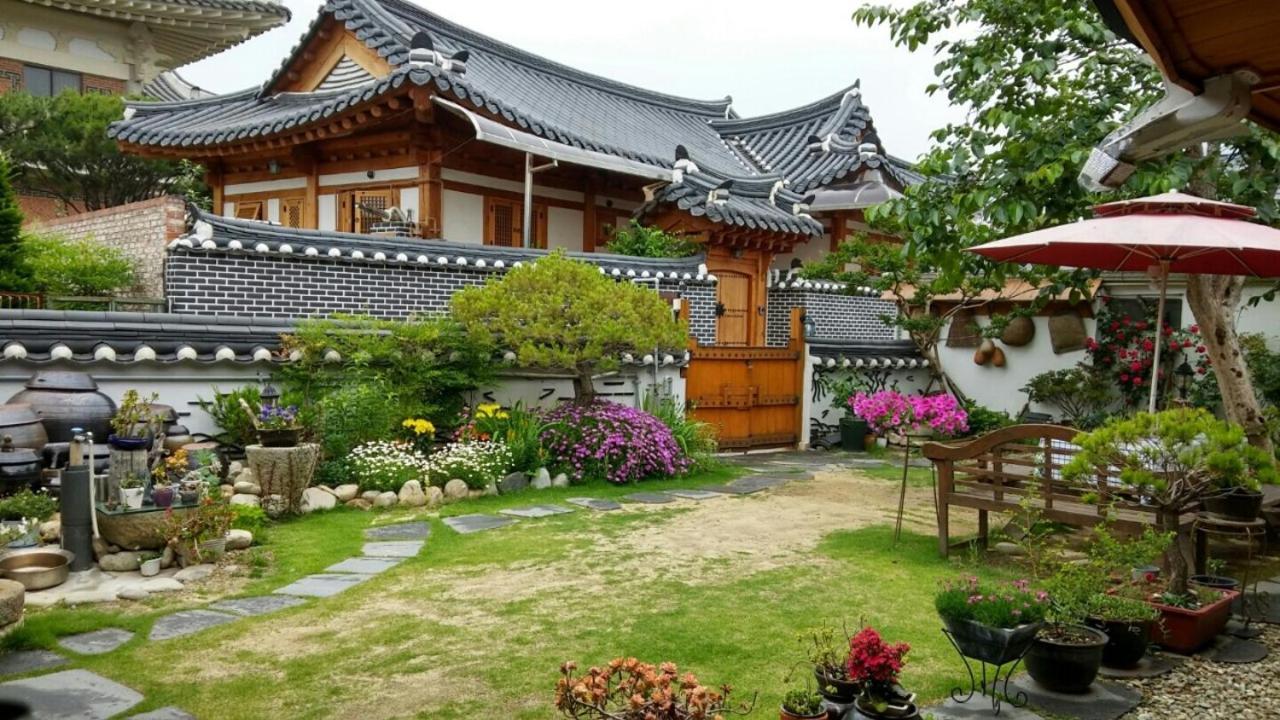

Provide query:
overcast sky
left=180, top=0, right=963, bottom=162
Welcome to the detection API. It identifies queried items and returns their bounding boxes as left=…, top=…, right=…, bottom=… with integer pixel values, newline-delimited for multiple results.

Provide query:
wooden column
left=582, top=175, right=598, bottom=252
left=205, top=162, right=224, bottom=215
left=829, top=211, right=849, bottom=251
left=418, top=149, right=443, bottom=237
left=293, top=147, right=318, bottom=229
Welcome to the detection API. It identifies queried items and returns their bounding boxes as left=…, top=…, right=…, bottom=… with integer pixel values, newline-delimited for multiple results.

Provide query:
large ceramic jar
left=0, top=437, right=44, bottom=493
left=7, top=372, right=116, bottom=443
left=0, top=404, right=48, bottom=451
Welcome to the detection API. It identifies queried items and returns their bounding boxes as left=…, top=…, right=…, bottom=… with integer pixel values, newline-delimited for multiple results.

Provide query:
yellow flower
left=477, top=403, right=501, bottom=417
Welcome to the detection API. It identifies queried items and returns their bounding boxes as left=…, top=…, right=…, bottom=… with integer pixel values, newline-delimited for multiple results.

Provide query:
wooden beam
left=583, top=174, right=598, bottom=252
left=205, top=161, right=224, bottom=214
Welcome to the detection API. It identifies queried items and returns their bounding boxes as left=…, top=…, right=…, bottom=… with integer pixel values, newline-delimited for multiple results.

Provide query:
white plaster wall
left=442, top=189, right=483, bottom=244
left=221, top=201, right=234, bottom=218
left=807, top=363, right=931, bottom=444
left=0, top=1, right=133, bottom=82
left=547, top=207, right=583, bottom=252
left=319, top=166, right=416, bottom=188
left=223, top=178, right=306, bottom=195
left=318, top=194, right=337, bottom=232
left=773, top=237, right=829, bottom=272
left=442, top=169, right=584, bottom=203
left=398, top=187, right=419, bottom=222
left=266, top=198, right=281, bottom=224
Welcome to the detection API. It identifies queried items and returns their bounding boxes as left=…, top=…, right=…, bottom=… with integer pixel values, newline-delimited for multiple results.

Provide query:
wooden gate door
left=716, top=272, right=751, bottom=346
left=686, top=308, right=806, bottom=450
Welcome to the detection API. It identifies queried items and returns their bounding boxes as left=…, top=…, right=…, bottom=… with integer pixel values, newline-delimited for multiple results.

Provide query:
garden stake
left=894, top=436, right=911, bottom=545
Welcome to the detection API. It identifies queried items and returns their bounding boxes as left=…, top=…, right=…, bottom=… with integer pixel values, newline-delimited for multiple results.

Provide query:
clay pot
left=1000, top=316, right=1036, bottom=347
left=7, top=372, right=115, bottom=443
left=974, top=339, right=995, bottom=365
left=990, top=347, right=1007, bottom=368
left=0, top=404, right=47, bottom=452
left=0, top=437, right=43, bottom=493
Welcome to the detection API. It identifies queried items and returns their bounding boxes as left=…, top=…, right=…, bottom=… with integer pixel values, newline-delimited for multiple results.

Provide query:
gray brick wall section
left=166, top=250, right=719, bottom=346
left=765, top=288, right=897, bottom=347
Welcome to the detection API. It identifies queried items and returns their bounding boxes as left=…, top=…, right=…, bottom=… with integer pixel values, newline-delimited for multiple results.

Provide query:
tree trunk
left=573, top=368, right=596, bottom=403
left=1159, top=509, right=1195, bottom=596
left=1185, top=275, right=1272, bottom=452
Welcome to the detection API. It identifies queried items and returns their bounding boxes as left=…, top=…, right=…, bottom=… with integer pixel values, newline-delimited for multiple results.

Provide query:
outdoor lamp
left=1175, top=359, right=1195, bottom=400
left=260, top=379, right=281, bottom=407
left=801, top=313, right=817, bottom=338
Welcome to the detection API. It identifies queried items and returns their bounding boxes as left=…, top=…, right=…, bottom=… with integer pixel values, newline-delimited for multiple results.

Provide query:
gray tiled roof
left=808, top=338, right=926, bottom=368
left=142, top=71, right=214, bottom=103
left=177, top=207, right=717, bottom=282
left=638, top=173, right=823, bottom=237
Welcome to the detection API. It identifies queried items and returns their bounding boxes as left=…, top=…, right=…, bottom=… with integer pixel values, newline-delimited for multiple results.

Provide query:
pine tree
left=0, top=151, right=27, bottom=291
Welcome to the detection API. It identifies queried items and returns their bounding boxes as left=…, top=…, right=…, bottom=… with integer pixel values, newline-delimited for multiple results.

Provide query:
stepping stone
left=274, top=573, right=372, bottom=598
left=57, top=628, right=134, bottom=656
left=710, top=476, right=790, bottom=495
left=1007, top=676, right=1141, bottom=720
left=1097, top=653, right=1182, bottom=679
left=150, top=609, right=239, bottom=641
left=130, top=708, right=195, bottom=720
left=361, top=541, right=423, bottom=558
left=499, top=504, right=574, bottom=519
left=1235, top=592, right=1280, bottom=624
left=0, top=649, right=66, bottom=677
left=1253, top=579, right=1280, bottom=595
left=666, top=489, right=722, bottom=501
left=621, top=492, right=675, bottom=504
left=443, top=514, right=518, bottom=534
left=846, top=457, right=891, bottom=467
left=1200, top=635, right=1269, bottom=664
left=566, top=497, right=622, bottom=511
left=326, top=556, right=404, bottom=574
left=363, top=521, right=431, bottom=541
left=0, top=668, right=143, bottom=719
left=925, top=698, right=1045, bottom=720
left=210, top=595, right=306, bottom=617
left=1226, top=618, right=1264, bottom=639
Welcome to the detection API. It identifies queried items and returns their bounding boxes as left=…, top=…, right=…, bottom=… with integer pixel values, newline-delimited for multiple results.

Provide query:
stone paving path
left=0, top=519, right=432, bottom=718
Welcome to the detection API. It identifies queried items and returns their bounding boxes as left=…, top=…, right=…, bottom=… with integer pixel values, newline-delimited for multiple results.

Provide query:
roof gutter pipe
left=523, top=153, right=558, bottom=248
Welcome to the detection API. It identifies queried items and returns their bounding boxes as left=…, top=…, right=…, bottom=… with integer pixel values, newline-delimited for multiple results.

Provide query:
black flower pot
left=1025, top=624, right=1108, bottom=694
left=1189, top=574, right=1241, bottom=591
left=1087, top=617, right=1151, bottom=669
left=814, top=666, right=859, bottom=703
left=942, top=617, right=1042, bottom=666
left=257, top=428, right=300, bottom=448
left=840, top=417, right=869, bottom=452
left=107, top=434, right=150, bottom=450
left=1203, top=487, right=1263, bottom=521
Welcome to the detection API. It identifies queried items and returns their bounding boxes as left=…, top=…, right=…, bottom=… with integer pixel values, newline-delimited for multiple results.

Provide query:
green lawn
left=5, top=464, right=1010, bottom=719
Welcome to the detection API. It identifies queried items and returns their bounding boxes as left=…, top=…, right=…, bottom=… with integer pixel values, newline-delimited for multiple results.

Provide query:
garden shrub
left=1022, top=366, right=1114, bottom=428
left=642, top=394, right=717, bottom=471
left=23, top=232, right=134, bottom=297
left=604, top=220, right=700, bottom=258
left=0, top=489, right=57, bottom=521
left=962, top=401, right=1014, bottom=436
left=540, top=400, right=690, bottom=484
left=469, top=402, right=551, bottom=474
left=315, top=380, right=400, bottom=461
left=347, top=441, right=431, bottom=493
left=229, top=503, right=267, bottom=539
left=425, top=441, right=511, bottom=490
left=197, top=385, right=262, bottom=448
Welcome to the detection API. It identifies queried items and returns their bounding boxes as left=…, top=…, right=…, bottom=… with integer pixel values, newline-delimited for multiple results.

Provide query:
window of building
left=22, top=65, right=81, bottom=97
left=485, top=196, right=546, bottom=248
left=235, top=201, right=264, bottom=221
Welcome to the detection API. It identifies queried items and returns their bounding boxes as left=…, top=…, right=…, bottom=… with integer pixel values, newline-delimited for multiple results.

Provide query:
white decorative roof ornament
left=176, top=345, right=199, bottom=361
left=279, top=244, right=293, bottom=254
left=228, top=240, right=243, bottom=250
left=672, top=145, right=700, bottom=184
left=305, top=247, right=319, bottom=256
left=93, top=345, right=116, bottom=362
left=134, top=345, right=157, bottom=362
left=3, top=343, right=27, bottom=360
left=252, top=347, right=274, bottom=362
left=322, top=349, right=341, bottom=363
left=214, top=346, right=237, bottom=362
left=193, top=219, right=214, bottom=242
left=49, top=344, right=74, bottom=361
left=253, top=243, right=269, bottom=253
left=374, top=252, right=386, bottom=261
left=327, top=248, right=341, bottom=257
left=396, top=253, right=409, bottom=262
left=350, top=250, right=364, bottom=259
left=706, top=179, right=732, bottom=206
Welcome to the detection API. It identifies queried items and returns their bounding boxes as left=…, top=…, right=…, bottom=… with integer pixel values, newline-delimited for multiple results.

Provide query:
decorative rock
left=443, top=479, right=469, bottom=500
left=141, top=578, right=183, bottom=593
left=345, top=498, right=373, bottom=510
left=98, top=507, right=194, bottom=551
left=118, top=587, right=150, bottom=601
left=532, top=467, right=552, bottom=489
left=262, top=494, right=287, bottom=517
left=233, top=480, right=262, bottom=495
left=551, top=473, right=570, bottom=488
left=468, top=489, right=486, bottom=500
left=91, top=536, right=116, bottom=560
left=317, top=485, right=340, bottom=498
left=301, top=487, right=338, bottom=513
left=426, top=485, right=444, bottom=507
left=225, top=529, right=253, bottom=551
left=235, top=466, right=256, bottom=487
left=0, top=579, right=23, bottom=627
left=361, top=490, right=382, bottom=502
left=38, top=519, right=59, bottom=543
left=227, top=461, right=244, bottom=478
left=63, top=589, right=120, bottom=605
left=98, top=551, right=141, bottom=572
left=374, top=491, right=398, bottom=508
left=160, top=546, right=175, bottom=569
left=173, top=564, right=215, bottom=583
left=994, top=541, right=1026, bottom=557
left=398, top=480, right=427, bottom=507
left=219, top=484, right=235, bottom=499
left=230, top=493, right=261, bottom=508
left=334, top=484, right=359, bottom=502
left=499, top=471, right=529, bottom=494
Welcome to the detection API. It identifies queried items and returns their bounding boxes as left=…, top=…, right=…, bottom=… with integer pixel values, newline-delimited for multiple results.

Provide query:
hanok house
left=84, top=0, right=927, bottom=449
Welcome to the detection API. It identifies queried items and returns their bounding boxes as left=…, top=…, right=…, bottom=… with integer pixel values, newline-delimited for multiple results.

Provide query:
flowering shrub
left=541, top=400, right=690, bottom=484
left=850, top=391, right=969, bottom=437
left=400, top=417, right=436, bottom=453
left=256, top=403, right=299, bottom=430
left=934, top=577, right=1049, bottom=628
left=468, top=402, right=552, bottom=474
left=554, top=658, right=738, bottom=720
left=846, top=627, right=909, bottom=694
left=347, top=441, right=431, bottom=492
left=1084, top=295, right=1210, bottom=408
left=425, top=441, right=512, bottom=490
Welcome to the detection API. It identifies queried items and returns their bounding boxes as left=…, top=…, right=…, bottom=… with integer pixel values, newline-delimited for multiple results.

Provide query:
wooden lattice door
left=485, top=197, right=548, bottom=248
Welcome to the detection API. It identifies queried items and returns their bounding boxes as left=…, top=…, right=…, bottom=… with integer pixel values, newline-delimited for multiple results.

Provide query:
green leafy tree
left=0, top=91, right=207, bottom=212
left=23, top=233, right=134, bottom=296
left=605, top=220, right=700, bottom=258
left=451, top=252, right=688, bottom=400
left=850, top=0, right=1280, bottom=450
left=0, top=151, right=25, bottom=290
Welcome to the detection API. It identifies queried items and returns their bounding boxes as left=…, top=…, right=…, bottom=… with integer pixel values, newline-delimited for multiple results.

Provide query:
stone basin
left=96, top=505, right=196, bottom=550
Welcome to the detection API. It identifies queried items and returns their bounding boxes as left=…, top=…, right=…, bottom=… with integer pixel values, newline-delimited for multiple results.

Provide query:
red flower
left=1133, top=376, right=1144, bottom=385
left=1120, top=374, right=1129, bottom=382
left=1196, top=345, right=1207, bottom=354
left=1141, top=339, right=1154, bottom=352
left=1183, top=339, right=1193, bottom=348
left=1129, top=362, right=1142, bottom=372
left=1198, top=366, right=1208, bottom=375
left=1162, top=325, right=1173, bottom=336
left=1190, top=324, right=1200, bottom=333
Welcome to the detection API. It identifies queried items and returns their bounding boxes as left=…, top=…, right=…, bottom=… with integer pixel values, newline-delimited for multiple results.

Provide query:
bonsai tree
left=452, top=252, right=688, bottom=400
left=1062, top=408, right=1277, bottom=595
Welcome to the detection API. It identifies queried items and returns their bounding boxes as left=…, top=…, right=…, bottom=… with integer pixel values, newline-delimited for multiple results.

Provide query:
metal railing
left=0, top=293, right=167, bottom=312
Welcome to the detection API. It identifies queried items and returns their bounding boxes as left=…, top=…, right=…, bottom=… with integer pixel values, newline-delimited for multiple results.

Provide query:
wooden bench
left=922, top=424, right=1191, bottom=557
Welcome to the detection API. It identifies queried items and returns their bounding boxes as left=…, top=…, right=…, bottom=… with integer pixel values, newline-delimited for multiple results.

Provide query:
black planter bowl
left=942, top=616, right=1042, bottom=666
left=1087, top=617, right=1152, bottom=669
left=107, top=434, right=150, bottom=451
left=257, top=428, right=300, bottom=448
left=853, top=696, right=920, bottom=720
left=1189, top=574, right=1241, bottom=591
left=1025, top=624, right=1108, bottom=694
left=1203, top=487, right=1264, bottom=521
left=814, top=666, right=859, bottom=703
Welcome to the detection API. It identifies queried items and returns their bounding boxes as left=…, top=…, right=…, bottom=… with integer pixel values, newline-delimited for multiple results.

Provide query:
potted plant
left=162, top=497, right=234, bottom=565
left=1085, top=593, right=1159, bottom=669
left=1063, top=409, right=1266, bottom=653
left=151, top=481, right=174, bottom=508
left=799, top=624, right=859, bottom=704
left=118, top=472, right=146, bottom=510
left=846, top=627, right=915, bottom=720
left=935, top=577, right=1048, bottom=666
left=1202, top=484, right=1264, bottom=521
left=554, top=658, right=749, bottom=719
left=1023, top=561, right=1110, bottom=693
left=780, top=687, right=826, bottom=720
left=1189, top=558, right=1241, bottom=592
left=108, top=389, right=159, bottom=450
left=139, top=552, right=162, bottom=577
left=243, top=400, right=301, bottom=448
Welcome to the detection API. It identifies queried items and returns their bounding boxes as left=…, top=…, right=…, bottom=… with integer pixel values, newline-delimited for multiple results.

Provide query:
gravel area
left=1121, top=625, right=1278, bottom=720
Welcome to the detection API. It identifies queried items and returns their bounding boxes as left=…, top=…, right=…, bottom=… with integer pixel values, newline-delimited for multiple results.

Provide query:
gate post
left=790, top=308, right=811, bottom=450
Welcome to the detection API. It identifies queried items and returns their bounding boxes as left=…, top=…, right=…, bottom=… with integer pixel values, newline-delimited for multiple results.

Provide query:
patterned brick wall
left=83, top=74, right=125, bottom=95
left=0, top=58, right=21, bottom=93
left=765, top=288, right=897, bottom=347
left=35, top=196, right=186, bottom=298
left=166, top=250, right=719, bottom=343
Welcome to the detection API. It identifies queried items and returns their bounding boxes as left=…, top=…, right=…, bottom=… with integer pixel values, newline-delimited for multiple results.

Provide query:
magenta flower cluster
left=850, top=390, right=969, bottom=437
left=541, top=400, right=691, bottom=484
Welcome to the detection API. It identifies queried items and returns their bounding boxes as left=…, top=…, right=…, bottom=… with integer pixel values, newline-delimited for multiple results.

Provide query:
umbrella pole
left=1148, top=261, right=1171, bottom=414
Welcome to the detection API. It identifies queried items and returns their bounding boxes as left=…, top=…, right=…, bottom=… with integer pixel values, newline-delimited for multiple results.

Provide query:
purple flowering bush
left=850, top=391, right=969, bottom=437
left=935, top=577, right=1049, bottom=628
left=540, top=400, right=691, bottom=484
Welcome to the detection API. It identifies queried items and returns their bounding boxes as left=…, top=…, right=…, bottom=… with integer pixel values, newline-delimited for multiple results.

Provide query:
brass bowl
left=0, top=548, right=73, bottom=590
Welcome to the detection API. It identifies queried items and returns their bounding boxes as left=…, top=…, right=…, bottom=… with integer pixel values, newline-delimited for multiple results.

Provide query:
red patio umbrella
left=968, top=191, right=1280, bottom=412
